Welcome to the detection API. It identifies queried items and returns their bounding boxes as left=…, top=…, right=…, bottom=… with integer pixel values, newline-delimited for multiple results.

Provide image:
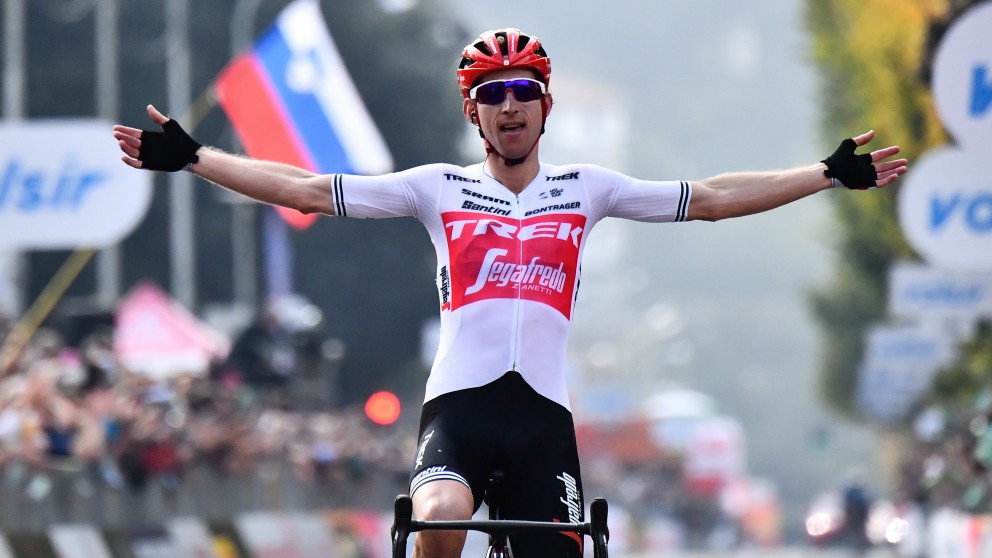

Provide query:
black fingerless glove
left=138, top=119, right=202, bottom=172
left=821, top=138, right=877, bottom=190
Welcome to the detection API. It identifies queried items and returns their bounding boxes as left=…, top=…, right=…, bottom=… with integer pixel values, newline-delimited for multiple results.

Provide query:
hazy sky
left=444, top=0, right=885, bottom=525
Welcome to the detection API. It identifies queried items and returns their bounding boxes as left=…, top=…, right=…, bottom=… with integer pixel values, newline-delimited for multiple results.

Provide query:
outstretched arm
left=686, top=130, right=908, bottom=222
left=113, top=105, right=336, bottom=215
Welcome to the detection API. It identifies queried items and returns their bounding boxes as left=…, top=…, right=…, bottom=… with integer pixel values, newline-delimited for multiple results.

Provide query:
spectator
left=225, top=306, right=296, bottom=401
left=79, top=329, right=120, bottom=393
left=24, top=360, right=105, bottom=463
left=0, top=375, right=43, bottom=468
left=841, top=481, right=871, bottom=552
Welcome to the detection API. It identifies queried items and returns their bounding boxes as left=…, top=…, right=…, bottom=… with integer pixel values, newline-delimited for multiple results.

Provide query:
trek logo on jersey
left=547, top=171, right=580, bottom=181
left=445, top=173, right=481, bottom=184
left=415, top=430, right=434, bottom=469
left=441, top=212, right=585, bottom=318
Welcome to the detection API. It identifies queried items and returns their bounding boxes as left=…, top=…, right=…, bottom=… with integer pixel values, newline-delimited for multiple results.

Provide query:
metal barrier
left=0, top=458, right=406, bottom=533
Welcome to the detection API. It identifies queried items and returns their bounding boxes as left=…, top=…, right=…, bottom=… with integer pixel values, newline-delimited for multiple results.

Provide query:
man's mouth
left=500, top=122, right=526, bottom=133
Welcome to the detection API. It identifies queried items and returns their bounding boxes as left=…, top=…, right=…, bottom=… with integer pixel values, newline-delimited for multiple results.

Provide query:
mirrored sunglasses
left=469, top=78, right=547, bottom=105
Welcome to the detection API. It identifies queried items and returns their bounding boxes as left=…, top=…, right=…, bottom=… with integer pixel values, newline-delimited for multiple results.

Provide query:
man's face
left=464, top=68, right=552, bottom=160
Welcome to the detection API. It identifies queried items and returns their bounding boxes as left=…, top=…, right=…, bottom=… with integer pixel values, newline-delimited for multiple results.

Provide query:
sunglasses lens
left=474, top=80, right=544, bottom=105
left=510, top=82, right=544, bottom=102
left=474, top=82, right=505, bottom=104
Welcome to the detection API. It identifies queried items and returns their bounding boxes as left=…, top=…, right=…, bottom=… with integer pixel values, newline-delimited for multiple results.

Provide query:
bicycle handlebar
left=391, top=494, right=610, bottom=558
left=409, top=518, right=594, bottom=536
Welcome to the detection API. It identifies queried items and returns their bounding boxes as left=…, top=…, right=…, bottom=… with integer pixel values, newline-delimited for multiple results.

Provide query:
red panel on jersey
left=441, top=212, right=586, bottom=319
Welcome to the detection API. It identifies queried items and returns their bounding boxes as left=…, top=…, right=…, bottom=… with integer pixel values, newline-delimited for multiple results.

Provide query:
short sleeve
left=581, top=165, right=691, bottom=223
left=329, top=164, right=443, bottom=219
left=608, top=177, right=691, bottom=223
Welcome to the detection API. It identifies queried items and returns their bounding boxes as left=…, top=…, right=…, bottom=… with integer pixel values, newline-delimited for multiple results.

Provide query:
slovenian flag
left=215, top=0, right=392, bottom=187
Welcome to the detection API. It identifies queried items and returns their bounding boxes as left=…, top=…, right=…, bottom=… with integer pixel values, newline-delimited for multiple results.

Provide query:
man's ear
left=543, top=92, right=554, bottom=116
left=462, top=98, right=478, bottom=124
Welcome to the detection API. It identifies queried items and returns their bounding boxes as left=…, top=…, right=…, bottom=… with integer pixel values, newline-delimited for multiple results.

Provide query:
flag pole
left=0, top=249, right=96, bottom=377
left=179, top=84, right=218, bottom=132
left=229, top=0, right=266, bottom=309
left=166, top=0, right=196, bottom=311
left=1, top=0, right=27, bottom=318
left=95, top=0, right=122, bottom=308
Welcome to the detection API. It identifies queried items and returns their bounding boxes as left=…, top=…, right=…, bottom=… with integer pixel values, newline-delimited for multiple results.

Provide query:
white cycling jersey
left=330, top=162, right=691, bottom=410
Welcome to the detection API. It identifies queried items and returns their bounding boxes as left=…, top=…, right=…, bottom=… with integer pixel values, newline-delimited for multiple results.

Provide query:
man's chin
left=494, top=142, right=535, bottom=161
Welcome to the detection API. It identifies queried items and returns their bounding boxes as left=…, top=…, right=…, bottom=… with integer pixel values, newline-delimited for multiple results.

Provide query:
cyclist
left=113, top=27, right=907, bottom=558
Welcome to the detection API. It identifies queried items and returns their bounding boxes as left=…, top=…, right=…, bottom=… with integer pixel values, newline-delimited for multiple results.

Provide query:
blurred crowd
left=15, top=301, right=989, bottom=553
left=800, top=399, right=992, bottom=556
left=0, top=308, right=416, bottom=505
left=897, top=400, right=992, bottom=515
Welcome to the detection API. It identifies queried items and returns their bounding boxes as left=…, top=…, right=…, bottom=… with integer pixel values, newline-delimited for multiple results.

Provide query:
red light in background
left=365, top=391, right=401, bottom=425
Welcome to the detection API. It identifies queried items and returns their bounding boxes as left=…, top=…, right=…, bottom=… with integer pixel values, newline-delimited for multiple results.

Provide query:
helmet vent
left=495, top=32, right=509, bottom=56
left=473, top=40, right=492, bottom=57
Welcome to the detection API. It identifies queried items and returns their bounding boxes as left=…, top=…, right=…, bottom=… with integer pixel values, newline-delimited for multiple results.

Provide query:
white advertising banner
left=889, top=261, right=992, bottom=319
left=166, top=517, right=221, bottom=558
left=48, top=524, right=114, bottom=558
left=286, top=513, right=337, bottom=558
left=128, top=527, right=184, bottom=558
left=932, top=1, right=992, bottom=151
left=683, top=416, right=746, bottom=492
left=235, top=511, right=336, bottom=558
left=0, top=120, right=152, bottom=250
left=857, top=324, right=956, bottom=421
left=897, top=147, right=992, bottom=271
left=235, top=512, right=302, bottom=558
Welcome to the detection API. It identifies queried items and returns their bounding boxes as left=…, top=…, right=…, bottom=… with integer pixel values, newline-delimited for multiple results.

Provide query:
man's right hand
left=821, top=130, right=907, bottom=190
left=113, top=104, right=202, bottom=172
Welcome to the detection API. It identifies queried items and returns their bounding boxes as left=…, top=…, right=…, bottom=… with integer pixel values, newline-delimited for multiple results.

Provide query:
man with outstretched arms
left=114, top=28, right=907, bottom=558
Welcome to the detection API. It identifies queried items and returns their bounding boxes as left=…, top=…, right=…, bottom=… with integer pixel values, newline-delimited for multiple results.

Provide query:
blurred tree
left=932, top=324, right=992, bottom=404
left=15, top=0, right=473, bottom=405
left=805, top=0, right=983, bottom=415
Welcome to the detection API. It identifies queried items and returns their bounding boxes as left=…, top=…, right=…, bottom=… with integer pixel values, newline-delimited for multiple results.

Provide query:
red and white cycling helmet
left=457, top=28, right=551, bottom=98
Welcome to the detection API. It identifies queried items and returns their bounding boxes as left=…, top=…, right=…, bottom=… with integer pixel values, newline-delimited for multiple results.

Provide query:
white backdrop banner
left=932, top=1, right=992, bottom=151
left=0, top=120, right=151, bottom=250
left=889, top=261, right=992, bottom=320
left=48, top=524, right=114, bottom=558
left=897, top=147, right=992, bottom=271
left=857, top=324, right=956, bottom=421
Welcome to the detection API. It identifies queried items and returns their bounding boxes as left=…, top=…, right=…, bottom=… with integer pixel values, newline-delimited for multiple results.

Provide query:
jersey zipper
left=509, top=194, right=524, bottom=373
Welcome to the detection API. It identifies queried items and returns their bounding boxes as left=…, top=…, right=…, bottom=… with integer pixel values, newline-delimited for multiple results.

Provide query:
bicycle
left=391, top=471, right=610, bottom=557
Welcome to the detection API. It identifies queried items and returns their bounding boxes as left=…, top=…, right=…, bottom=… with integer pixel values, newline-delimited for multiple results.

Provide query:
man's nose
left=500, top=90, right=520, bottom=111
